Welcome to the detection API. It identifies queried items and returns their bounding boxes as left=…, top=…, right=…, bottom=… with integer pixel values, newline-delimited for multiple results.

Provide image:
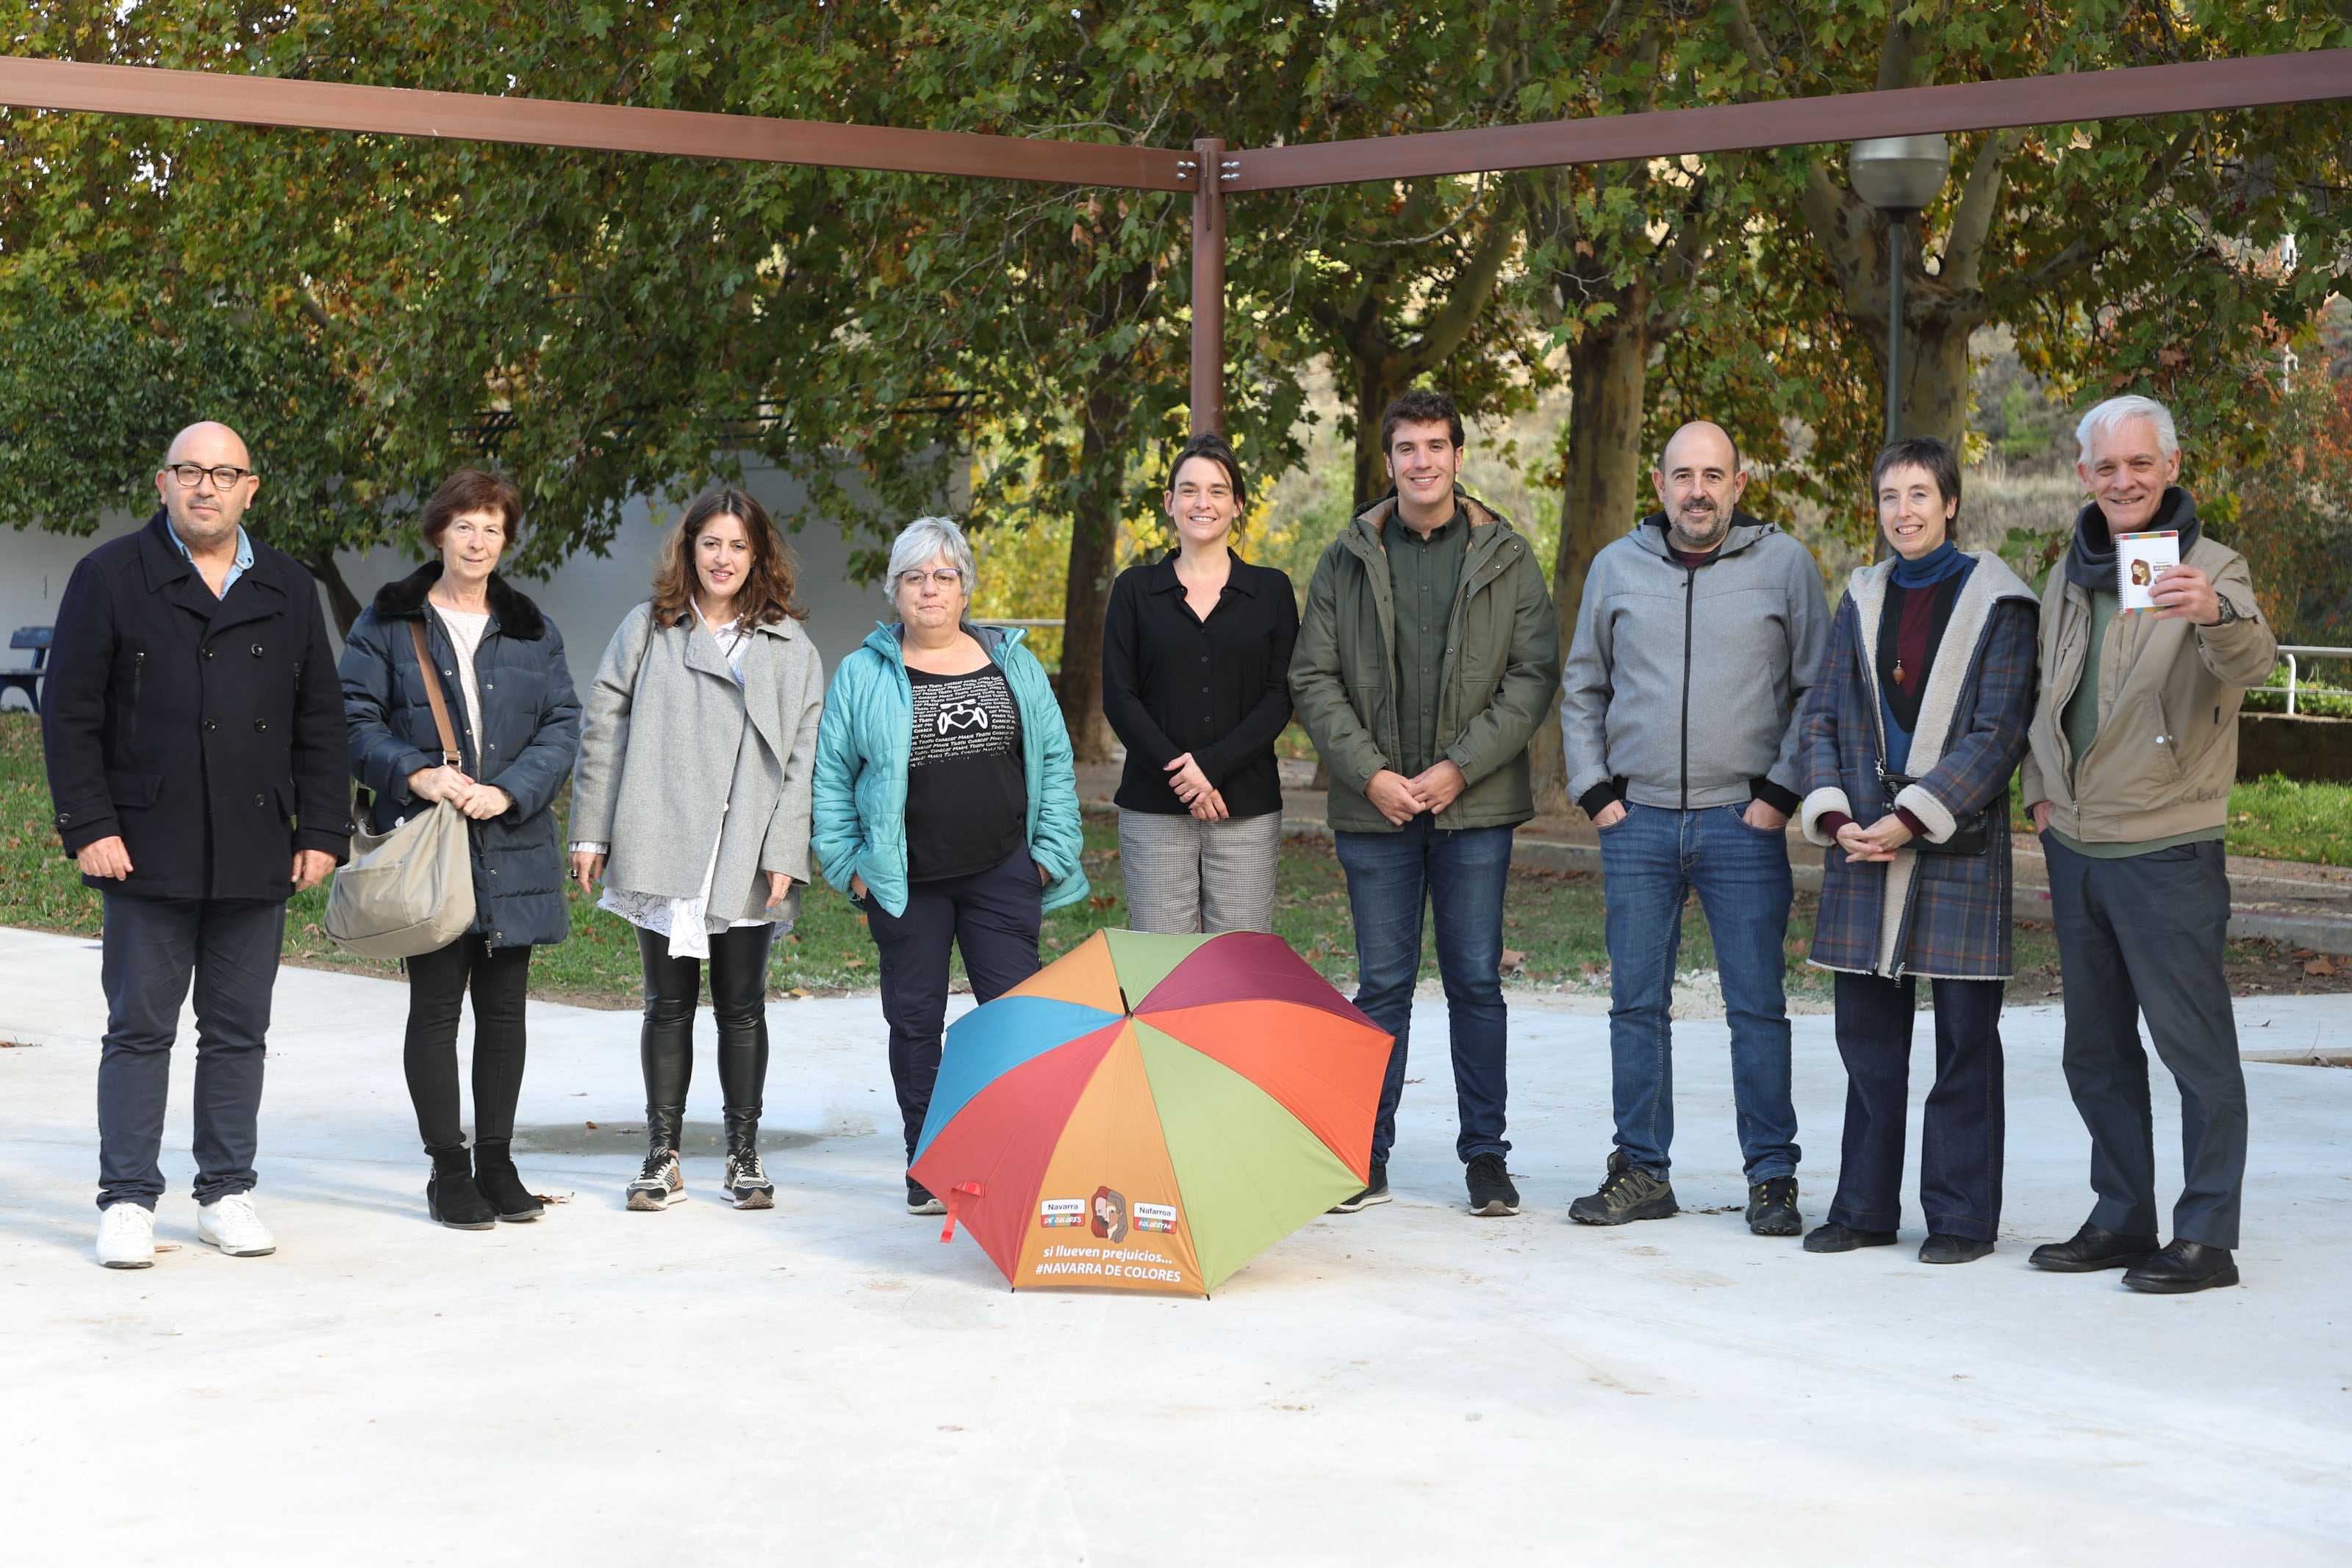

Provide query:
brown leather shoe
left=2029, top=1222, right=2159, bottom=1273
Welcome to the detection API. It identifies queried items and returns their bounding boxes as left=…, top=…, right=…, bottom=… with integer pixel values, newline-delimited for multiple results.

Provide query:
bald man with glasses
left=43, top=422, right=351, bottom=1269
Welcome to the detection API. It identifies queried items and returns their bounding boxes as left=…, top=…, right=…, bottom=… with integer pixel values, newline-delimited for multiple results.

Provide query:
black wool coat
left=338, top=563, right=581, bottom=949
left=43, top=511, right=354, bottom=901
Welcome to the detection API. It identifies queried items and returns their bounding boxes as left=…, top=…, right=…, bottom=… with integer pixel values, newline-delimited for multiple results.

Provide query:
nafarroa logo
left=1039, top=1198, right=1086, bottom=1228
left=1133, top=1201, right=1178, bottom=1234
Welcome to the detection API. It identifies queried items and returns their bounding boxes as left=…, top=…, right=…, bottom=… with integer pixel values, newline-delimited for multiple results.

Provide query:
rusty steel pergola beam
left=1224, top=48, right=2352, bottom=191
left=6, top=49, right=2352, bottom=436
left=0, top=55, right=1193, bottom=192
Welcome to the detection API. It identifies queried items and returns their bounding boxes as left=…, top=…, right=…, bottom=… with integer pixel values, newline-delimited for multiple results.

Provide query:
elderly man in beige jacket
left=2018, top=395, right=2276, bottom=1295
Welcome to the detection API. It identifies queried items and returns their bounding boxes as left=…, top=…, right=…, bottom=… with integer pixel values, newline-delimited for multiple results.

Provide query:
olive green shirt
left=2053, top=587, right=2225, bottom=860
left=1383, top=503, right=1467, bottom=778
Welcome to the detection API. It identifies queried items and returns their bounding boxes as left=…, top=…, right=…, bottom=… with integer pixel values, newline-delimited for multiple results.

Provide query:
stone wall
left=2238, top=713, right=2352, bottom=783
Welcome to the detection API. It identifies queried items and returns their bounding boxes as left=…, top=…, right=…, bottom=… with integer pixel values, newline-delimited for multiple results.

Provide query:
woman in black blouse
left=1101, top=433, right=1299, bottom=933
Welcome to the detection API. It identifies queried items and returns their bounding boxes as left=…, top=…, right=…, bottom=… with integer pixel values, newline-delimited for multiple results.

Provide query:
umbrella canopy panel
left=911, top=930, right=1391, bottom=1294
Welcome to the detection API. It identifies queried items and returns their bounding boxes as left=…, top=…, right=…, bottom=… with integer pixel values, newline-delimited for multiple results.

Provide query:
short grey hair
left=883, top=515, right=977, bottom=605
left=2076, top=395, right=2179, bottom=464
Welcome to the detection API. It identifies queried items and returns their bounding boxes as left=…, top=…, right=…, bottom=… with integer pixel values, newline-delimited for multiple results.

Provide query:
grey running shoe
left=1746, top=1176, right=1802, bottom=1237
left=906, top=1176, right=947, bottom=1216
left=1328, top=1162, right=1391, bottom=1214
left=1568, top=1150, right=1678, bottom=1226
left=627, top=1149, right=685, bottom=1212
left=723, top=1148, right=775, bottom=1210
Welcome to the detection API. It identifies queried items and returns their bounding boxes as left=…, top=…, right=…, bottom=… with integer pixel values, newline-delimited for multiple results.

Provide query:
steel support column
left=1190, top=137, right=1227, bottom=437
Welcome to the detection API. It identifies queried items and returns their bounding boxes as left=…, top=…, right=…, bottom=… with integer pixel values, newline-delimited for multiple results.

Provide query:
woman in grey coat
left=569, top=487, right=825, bottom=1214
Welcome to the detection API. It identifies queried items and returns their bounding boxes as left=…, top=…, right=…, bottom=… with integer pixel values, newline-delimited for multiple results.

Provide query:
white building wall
left=0, top=456, right=909, bottom=711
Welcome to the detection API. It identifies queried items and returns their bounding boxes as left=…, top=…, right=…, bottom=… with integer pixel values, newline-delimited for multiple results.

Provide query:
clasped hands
left=408, top=764, right=512, bottom=822
left=1365, top=760, right=1469, bottom=827
left=1835, top=814, right=1915, bottom=863
left=1164, top=752, right=1230, bottom=821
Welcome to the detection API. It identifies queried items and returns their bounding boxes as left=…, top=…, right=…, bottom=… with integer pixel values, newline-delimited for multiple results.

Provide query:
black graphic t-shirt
left=904, top=662, right=1027, bottom=882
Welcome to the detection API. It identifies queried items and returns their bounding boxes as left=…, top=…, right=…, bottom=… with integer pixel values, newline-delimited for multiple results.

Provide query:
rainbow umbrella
left=909, top=929, right=1392, bottom=1295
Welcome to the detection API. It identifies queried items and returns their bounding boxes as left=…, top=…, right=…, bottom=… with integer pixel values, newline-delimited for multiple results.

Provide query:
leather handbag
left=322, top=621, right=478, bottom=958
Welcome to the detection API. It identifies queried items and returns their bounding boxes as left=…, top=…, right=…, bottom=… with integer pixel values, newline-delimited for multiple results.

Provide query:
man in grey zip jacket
left=1559, top=420, right=1830, bottom=1236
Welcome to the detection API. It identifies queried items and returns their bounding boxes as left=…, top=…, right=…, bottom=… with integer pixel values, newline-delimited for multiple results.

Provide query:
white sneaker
left=96, top=1203, right=156, bottom=1269
left=197, top=1192, right=276, bottom=1256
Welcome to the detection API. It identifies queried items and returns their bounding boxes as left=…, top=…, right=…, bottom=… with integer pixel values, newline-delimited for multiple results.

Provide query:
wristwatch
left=2208, top=596, right=2243, bottom=628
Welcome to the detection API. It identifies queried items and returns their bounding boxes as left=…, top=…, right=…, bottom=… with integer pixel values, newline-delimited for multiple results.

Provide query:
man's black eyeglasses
left=165, top=464, right=255, bottom=489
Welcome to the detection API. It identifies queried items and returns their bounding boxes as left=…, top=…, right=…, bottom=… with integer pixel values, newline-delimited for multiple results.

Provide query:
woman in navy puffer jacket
left=340, top=468, right=581, bottom=1231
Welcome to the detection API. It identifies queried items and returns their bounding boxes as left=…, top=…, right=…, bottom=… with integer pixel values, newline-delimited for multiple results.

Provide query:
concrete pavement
left=1, top=924, right=2347, bottom=1565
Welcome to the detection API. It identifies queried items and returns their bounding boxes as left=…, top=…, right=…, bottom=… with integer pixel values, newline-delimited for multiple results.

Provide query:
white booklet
left=2115, top=530, right=2180, bottom=614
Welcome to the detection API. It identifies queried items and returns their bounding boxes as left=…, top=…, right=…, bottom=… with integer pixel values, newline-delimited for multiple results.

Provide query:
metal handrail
left=2276, top=644, right=2352, bottom=716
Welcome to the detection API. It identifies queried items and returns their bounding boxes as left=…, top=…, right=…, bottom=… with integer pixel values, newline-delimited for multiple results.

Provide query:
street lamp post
left=1848, top=135, right=1952, bottom=443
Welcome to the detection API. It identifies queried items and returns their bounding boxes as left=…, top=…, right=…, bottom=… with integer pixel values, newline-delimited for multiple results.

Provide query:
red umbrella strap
left=939, top=1181, right=986, bottom=1243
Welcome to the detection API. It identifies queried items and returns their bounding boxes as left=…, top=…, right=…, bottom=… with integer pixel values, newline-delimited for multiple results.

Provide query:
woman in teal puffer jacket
left=811, top=515, right=1087, bottom=1215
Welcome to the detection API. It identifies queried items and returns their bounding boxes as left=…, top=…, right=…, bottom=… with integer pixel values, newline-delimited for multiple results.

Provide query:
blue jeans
left=96, top=891, right=285, bottom=1210
left=1335, top=816, right=1515, bottom=1167
left=1597, top=803, right=1798, bottom=1181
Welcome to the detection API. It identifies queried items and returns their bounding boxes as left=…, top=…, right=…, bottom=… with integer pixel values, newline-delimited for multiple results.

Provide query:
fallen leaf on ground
left=584, top=1121, right=598, bottom=1129
left=2305, top=957, right=2340, bottom=977
left=1499, top=948, right=1527, bottom=974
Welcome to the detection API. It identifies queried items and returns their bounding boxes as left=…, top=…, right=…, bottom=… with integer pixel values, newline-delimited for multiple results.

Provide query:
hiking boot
left=1465, top=1153, right=1519, bottom=1217
left=1568, top=1151, right=1677, bottom=1226
left=906, top=1176, right=946, bottom=1217
left=1746, top=1176, right=1802, bottom=1237
left=723, top=1148, right=775, bottom=1211
left=1328, top=1162, right=1391, bottom=1214
left=627, top=1149, right=685, bottom=1212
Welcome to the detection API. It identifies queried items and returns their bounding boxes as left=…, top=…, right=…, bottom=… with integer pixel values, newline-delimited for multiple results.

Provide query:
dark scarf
left=2064, top=486, right=2198, bottom=591
left=1889, top=539, right=1965, bottom=588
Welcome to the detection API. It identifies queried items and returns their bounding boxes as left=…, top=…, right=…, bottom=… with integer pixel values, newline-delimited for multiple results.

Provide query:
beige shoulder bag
left=322, top=620, right=479, bottom=959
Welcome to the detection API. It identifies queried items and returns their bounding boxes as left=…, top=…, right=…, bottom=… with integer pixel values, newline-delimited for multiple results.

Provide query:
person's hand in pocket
left=1592, top=799, right=1627, bottom=830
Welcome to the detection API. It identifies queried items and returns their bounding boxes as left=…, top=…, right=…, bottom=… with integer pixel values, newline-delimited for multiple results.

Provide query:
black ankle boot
left=473, top=1140, right=544, bottom=1223
left=426, top=1147, right=497, bottom=1231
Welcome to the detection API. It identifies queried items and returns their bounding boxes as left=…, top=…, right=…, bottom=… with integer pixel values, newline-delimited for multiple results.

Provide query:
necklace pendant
left=1892, top=658, right=1907, bottom=687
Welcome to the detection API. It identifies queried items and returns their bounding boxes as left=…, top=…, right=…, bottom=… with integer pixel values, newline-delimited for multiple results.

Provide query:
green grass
left=0, top=713, right=2278, bottom=1008
left=2006, top=765, right=2351, bottom=866
left=2226, top=774, right=2352, bottom=866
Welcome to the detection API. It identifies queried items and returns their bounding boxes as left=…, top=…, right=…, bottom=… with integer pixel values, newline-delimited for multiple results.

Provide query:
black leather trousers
left=636, top=923, right=775, bottom=1156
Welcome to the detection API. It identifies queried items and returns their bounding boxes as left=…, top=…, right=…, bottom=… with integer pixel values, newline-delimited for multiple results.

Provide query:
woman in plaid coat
left=1793, top=437, right=2039, bottom=1267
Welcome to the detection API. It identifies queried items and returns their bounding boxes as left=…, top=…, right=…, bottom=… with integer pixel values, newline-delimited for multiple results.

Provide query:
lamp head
left=1849, top=134, right=1952, bottom=213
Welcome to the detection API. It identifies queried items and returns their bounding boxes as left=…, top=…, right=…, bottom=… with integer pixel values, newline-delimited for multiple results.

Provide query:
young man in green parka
left=1290, top=388, right=1563, bottom=1218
